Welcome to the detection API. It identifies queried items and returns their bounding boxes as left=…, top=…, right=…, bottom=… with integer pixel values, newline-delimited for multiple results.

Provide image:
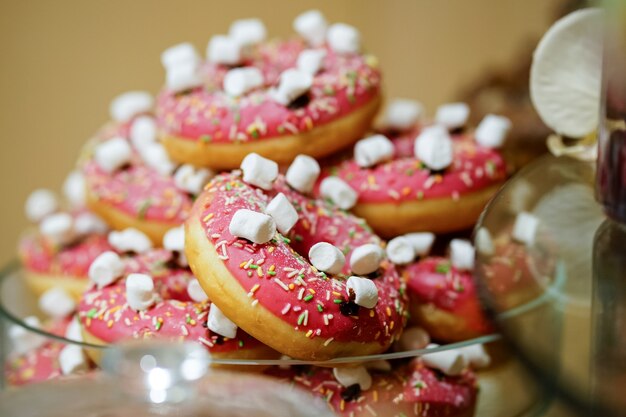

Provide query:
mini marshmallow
left=296, top=49, right=326, bottom=75
left=383, top=98, right=423, bottom=131
left=166, top=61, right=203, bottom=92
left=512, top=212, right=539, bottom=246
left=293, top=10, right=328, bottom=46
left=308, top=242, right=345, bottom=275
left=421, top=344, right=468, bottom=376
left=396, top=327, right=431, bottom=351
left=207, top=304, right=238, bottom=338
left=229, top=18, right=267, bottom=46
left=74, top=212, right=108, bottom=236
left=435, top=102, right=470, bottom=130
left=207, top=35, right=242, bottom=66
left=403, top=232, right=435, bottom=257
left=126, top=273, right=156, bottom=311
left=346, top=276, right=379, bottom=309
left=223, top=67, right=264, bottom=97
left=414, top=125, right=453, bottom=171
left=450, top=239, right=475, bottom=271
left=141, top=143, right=176, bottom=176
left=65, top=317, right=83, bottom=342
left=229, top=209, right=276, bottom=244
left=365, top=360, right=392, bottom=372
left=458, top=344, right=491, bottom=369
left=25, top=189, right=58, bottom=223
left=285, top=154, right=320, bottom=193
left=89, top=251, right=125, bottom=288
left=39, top=287, right=76, bottom=318
left=265, top=193, right=298, bottom=234
left=271, top=69, right=313, bottom=106
left=319, top=177, right=358, bottom=210
left=474, top=227, right=495, bottom=256
left=386, top=236, right=415, bottom=265
left=161, top=42, right=201, bottom=69
left=240, top=153, right=279, bottom=190
left=9, top=317, right=46, bottom=355
left=354, top=134, right=394, bottom=168
left=174, top=164, right=213, bottom=195
left=187, top=279, right=209, bottom=303
left=130, top=116, right=157, bottom=151
left=108, top=228, right=153, bottom=254
left=350, top=244, right=384, bottom=275
left=475, top=114, right=512, bottom=149
left=63, top=171, right=86, bottom=207
left=333, top=366, right=372, bottom=390
left=327, top=23, right=361, bottom=54
left=94, top=137, right=132, bottom=173
left=39, top=212, right=75, bottom=245
left=110, top=91, right=153, bottom=122
left=59, top=344, right=89, bottom=375
left=163, top=225, right=185, bottom=252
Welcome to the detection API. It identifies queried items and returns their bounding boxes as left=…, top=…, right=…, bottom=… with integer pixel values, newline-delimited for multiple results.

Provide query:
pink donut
left=157, top=39, right=382, bottom=169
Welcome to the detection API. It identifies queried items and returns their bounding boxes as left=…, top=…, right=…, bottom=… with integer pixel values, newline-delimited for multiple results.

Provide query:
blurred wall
left=0, top=0, right=558, bottom=263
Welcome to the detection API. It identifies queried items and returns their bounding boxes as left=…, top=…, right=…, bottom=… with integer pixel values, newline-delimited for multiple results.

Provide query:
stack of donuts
left=7, top=9, right=546, bottom=417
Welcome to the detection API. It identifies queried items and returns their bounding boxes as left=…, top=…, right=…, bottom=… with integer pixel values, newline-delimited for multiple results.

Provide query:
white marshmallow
left=308, top=242, right=345, bottom=275
left=65, top=317, right=83, bottom=342
left=166, top=61, right=203, bottom=92
left=187, top=279, right=209, bottom=303
left=163, top=225, right=185, bottom=252
left=271, top=68, right=313, bottom=106
left=293, top=10, right=328, bottom=46
left=108, top=228, right=153, bottom=254
left=229, top=18, right=267, bottom=46
left=346, top=276, right=379, bottom=309
left=333, top=366, right=372, bottom=390
left=94, top=137, right=132, bottom=173
left=403, top=232, right=435, bottom=257
left=396, top=326, right=431, bottom=351
left=365, top=360, right=392, bottom=372
left=207, top=304, right=238, bottom=338
left=63, top=171, right=86, bottom=207
left=512, top=212, right=539, bottom=246
left=319, top=177, right=358, bottom=210
left=296, top=49, right=326, bottom=75
left=229, top=209, right=276, bottom=244
left=9, top=317, right=46, bottom=355
left=450, top=239, right=475, bottom=271
left=25, top=189, right=58, bottom=223
left=383, top=98, right=423, bottom=131
left=88, top=251, right=125, bottom=288
left=141, top=143, right=176, bottom=176
left=223, top=67, right=264, bottom=97
left=458, top=344, right=491, bottom=369
left=414, top=125, right=453, bottom=171
left=110, top=91, right=153, bottom=122
left=161, top=42, right=201, bottom=69
left=435, top=102, right=470, bottom=130
left=39, top=212, right=75, bottom=245
left=421, top=344, right=468, bottom=376
left=265, top=193, right=298, bottom=235
left=354, top=134, right=394, bottom=168
left=327, top=23, right=361, bottom=54
left=74, top=212, right=108, bottom=236
left=130, top=116, right=157, bottom=152
left=207, top=35, right=242, bottom=66
left=475, top=114, right=511, bottom=148
left=174, top=164, right=213, bottom=195
left=386, top=236, right=415, bottom=265
left=474, top=227, right=495, bottom=256
left=39, top=287, right=76, bottom=318
left=350, top=244, right=383, bottom=275
left=285, top=154, right=320, bottom=193
left=125, top=273, right=156, bottom=311
left=240, top=153, right=279, bottom=190
left=59, top=344, right=89, bottom=375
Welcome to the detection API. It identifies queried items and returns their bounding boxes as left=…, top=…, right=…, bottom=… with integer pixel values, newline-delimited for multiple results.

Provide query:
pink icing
left=78, top=249, right=261, bottom=354
left=197, top=173, right=407, bottom=346
left=156, top=39, right=381, bottom=143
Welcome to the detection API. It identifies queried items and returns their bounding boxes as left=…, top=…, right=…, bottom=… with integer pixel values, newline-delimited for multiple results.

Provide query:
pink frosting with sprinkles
left=82, top=119, right=192, bottom=224
left=319, top=130, right=507, bottom=204
left=78, top=249, right=261, bottom=353
left=156, top=39, right=381, bottom=143
left=266, top=360, right=477, bottom=416
left=197, top=173, right=407, bottom=346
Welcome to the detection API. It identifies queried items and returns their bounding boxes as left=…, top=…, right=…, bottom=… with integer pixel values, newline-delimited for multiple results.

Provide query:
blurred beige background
left=0, top=0, right=559, bottom=264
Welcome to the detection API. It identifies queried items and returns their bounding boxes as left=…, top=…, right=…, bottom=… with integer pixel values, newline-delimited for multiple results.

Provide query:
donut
left=266, top=360, right=478, bottom=417
left=185, top=170, right=408, bottom=361
left=77, top=248, right=276, bottom=365
left=156, top=14, right=381, bottom=170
